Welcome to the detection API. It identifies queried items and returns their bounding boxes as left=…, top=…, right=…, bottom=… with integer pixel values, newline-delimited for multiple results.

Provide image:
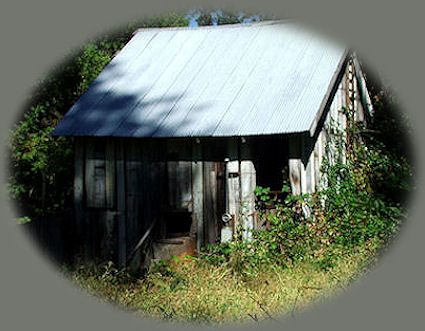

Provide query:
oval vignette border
left=0, top=1, right=424, bottom=331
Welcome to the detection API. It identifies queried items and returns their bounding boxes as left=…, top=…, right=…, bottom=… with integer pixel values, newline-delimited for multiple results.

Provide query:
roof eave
left=308, top=49, right=350, bottom=137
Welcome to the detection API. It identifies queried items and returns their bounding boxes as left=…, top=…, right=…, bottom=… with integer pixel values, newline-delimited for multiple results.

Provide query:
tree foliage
left=7, top=13, right=190, bottom=220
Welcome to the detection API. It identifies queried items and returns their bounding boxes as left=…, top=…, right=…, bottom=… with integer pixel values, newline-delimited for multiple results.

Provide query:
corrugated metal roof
left=52, top=20, right=346, bottom=138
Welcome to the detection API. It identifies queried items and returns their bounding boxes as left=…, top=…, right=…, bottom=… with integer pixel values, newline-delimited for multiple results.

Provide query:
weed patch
left=67, top=247, right=376, bottom=325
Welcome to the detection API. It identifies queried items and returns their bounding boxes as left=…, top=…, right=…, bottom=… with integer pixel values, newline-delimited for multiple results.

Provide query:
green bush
left=7, top=13, right=190, bottom=220
left=201, top=91, right=411, bottom=272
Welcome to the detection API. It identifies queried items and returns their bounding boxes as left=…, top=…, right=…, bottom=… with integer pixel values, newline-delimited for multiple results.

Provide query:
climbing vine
left=201, top=66, right=412, bottom=272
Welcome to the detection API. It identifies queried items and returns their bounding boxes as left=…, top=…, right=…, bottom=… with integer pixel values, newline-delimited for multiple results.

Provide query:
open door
left=153, top=160, right=196, bottom=260
left=203, top=161, right=226, bottom=245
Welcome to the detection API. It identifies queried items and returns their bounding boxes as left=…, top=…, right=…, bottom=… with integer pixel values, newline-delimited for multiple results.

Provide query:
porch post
left=240, top=138, right=256, bottom=241
left=192, top=140, right=203, bottom=253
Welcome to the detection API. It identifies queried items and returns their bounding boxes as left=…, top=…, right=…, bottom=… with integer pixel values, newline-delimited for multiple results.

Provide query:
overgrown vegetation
left=68, top=249, right=374, bottom=324
left=201, top=74, right=412, bottom=273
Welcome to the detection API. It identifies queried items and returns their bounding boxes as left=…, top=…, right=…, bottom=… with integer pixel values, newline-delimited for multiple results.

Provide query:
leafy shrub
left=7, top=13, right=190, bottom=220
left=201, top=87, right=411, bottom=272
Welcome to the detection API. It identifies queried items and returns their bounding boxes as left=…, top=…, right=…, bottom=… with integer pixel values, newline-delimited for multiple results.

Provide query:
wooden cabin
left=52, top=21, right=373, bottom=268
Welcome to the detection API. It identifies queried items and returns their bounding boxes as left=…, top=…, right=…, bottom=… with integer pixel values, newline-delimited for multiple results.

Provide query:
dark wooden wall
left=74, top=136, right=290, bottom=268
left=75, top=138, right=166, bottom=266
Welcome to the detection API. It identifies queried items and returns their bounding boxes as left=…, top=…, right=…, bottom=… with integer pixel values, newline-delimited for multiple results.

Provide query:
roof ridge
left=132, top=19, right=295, bottom=35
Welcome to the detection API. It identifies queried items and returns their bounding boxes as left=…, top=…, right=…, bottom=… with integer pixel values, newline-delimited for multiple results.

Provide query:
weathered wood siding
left=116, top=139, right=126, bottom=265
left=226, top=139, right=240, bottom=234
left=77, top=137, right=246, bottom=265
left=74, top=138, right=84, bottom=245
left=125, top=140, right=145, bottom=267
left=240, top=141, right=256, bottom=239
left=191, top=141, right=203, bottom=252
left=203, top=162, right=218, bottom=245
left=288, top=58, right=367, bottom=195
left=81, top=138, right=118, bottom=263
left=78, top=122, right=363, bottom=264
left=288, top=135, right=302, bottom=195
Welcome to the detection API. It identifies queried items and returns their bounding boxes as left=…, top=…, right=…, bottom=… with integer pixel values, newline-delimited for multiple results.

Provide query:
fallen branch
left=248, top=313, right=259, bottom=322
left=248, top=295, right=278, bottom=322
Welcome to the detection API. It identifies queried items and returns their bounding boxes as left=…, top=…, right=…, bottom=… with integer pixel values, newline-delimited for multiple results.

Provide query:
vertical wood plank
left=288, top=135, right=302, bottom=195
left=289, top=159, right=301, bottom=195
left=321, top=126, right=329, bottom=190
left=227, top=160, right=240, bottom=229
left=300, top=161, right=307, bottom=195
left=116, top=139, right=126, bottom=266
left=327, top=82, right=339, bottom=167
left=305, top=134, right=315, bottom=194
left=192, top=141, right=203, bottom=252
left=301, top=135, right=308, bottom=194
left=305, top=152, right=314, bottom=194
left=227, top=139, right=240, bottom=234
left=83, top=139, right=95, bottom=262
left=85, top=139, right=106, bottom=208
left=99, top=210, right=116, bottom=261
left=208, top=165, right=218, bottom=244
left=240, top=141, right=256, bottom=240
left=105, top=138, right=116, bottom=209
left=84, top=210, right=98, bottom=262
left=216, top=161, right=226, bottom=240
left=314, top=132, right=322, bottom=189
left=125, top=140, right=144, bottom=269
left=340, top=72, right=348, bottom=164
left=352, top=67, right=365, bottom=122
left=203, top=161, right=217, bottom=245
left=84, top=139, right=94, bottom=207
left=141, top=140, right=153, bottom=254
left=178, top=161, right=193, bottom=210
left=157, top=147, right=167, bottom=239
left=167, top=161, right=177, bottom=208
left=74, top=138, right=84, bottom=242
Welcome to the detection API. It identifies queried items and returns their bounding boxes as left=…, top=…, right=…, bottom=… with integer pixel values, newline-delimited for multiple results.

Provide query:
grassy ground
left=66, top=246, right=377, bottom=325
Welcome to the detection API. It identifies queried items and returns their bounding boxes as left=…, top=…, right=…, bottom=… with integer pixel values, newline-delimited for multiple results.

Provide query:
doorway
left=203, top=161, right=226, bottom=245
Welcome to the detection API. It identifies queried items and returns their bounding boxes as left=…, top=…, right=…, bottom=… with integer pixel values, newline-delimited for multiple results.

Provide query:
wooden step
left=155, top=238, right=185, bottom=245
left=152, top=236, right=196, bottom=261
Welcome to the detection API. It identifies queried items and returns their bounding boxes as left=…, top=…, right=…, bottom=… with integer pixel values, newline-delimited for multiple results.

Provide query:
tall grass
left=67, top=246, right=376, bottom=325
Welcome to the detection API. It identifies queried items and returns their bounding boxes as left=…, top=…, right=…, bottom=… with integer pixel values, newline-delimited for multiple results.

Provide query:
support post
left=288, top=135, right=303, bottom=195
left=240, top=139, right=256, bottom=240
left=192, top=140, right=203, bottom=253
left=226, top=139, right=240, bottom=236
